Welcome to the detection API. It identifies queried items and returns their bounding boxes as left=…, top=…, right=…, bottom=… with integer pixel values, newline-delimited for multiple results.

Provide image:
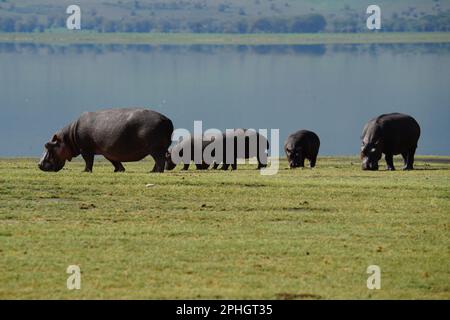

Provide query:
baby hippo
left=165, top=136, right=214, bottom=171
left=284, top=130, right=320, bottom=168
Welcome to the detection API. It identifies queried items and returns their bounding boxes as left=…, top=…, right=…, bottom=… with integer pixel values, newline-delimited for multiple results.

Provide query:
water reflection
left=1, top=42, right=449, bottom=55
left=0, top=42, right=449, bottom=157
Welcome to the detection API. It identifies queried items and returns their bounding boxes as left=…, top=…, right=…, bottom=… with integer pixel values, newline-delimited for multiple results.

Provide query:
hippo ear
left=45, top=141, right=58, bottom=149
left=45, top=135, right=61, bottom=149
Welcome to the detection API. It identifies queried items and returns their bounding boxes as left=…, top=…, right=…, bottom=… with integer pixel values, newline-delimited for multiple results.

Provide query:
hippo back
left=362, top=113, right=420, bottom=155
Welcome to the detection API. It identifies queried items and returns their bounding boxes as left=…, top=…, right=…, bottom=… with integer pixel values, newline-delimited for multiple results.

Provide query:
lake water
left=0, top=43, right=449, bottom=157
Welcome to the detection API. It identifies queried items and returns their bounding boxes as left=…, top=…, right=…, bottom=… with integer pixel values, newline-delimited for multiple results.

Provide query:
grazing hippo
left=361, top=113, right=421, bottom=171
left=212, top=129, right=269, bottom=170
left=39, top=108, right=174, bottom=173
left=165, top=137, right=215, bottom=171
left=284, top=130, right=320, bottom=168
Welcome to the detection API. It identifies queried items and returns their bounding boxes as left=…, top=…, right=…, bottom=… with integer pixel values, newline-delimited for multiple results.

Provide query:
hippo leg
left=81, top=153, right=94, bottom=173
left=310, top=156, right=317, bottom=168
left=212, top=162, right=220, bottom=170
left=182, top=163, right=190, bottom=171
left=403, top=147, right=416, bottom=170
left=196, top=162, right=209, bottom=170
left=201, top=162, right=210, bottom=170
left=257, top=163, right=267, bottom=169
left=108, top=160, right=125, bottom=173
left=230, top=155, right=238, bottom=170
left=299, top=157, right=306, bottom=168
left=385, top=153, right=395, bottom=171
left=151, top=153, right=166, bottom=173
left=401, top=152, right=409, bottom=169
left=257, top=154, right=268, bottom=169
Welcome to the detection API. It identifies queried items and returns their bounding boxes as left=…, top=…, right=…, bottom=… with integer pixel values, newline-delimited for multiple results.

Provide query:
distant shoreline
left=1, top=32, right=450, bottom=45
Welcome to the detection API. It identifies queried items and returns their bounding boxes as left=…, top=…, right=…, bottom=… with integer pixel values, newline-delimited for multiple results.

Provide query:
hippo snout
left=38, top=161, right=52, bottom=172
left=362, top=158, right=379, bottom=171
left=289, top=161, right=298, bottom=168
left=38, top=160, right=64, bottom=172
left=39, top=163, right=48, bottom=171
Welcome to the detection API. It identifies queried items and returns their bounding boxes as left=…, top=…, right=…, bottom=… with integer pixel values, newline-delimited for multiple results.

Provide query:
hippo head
left=38, top=134, right=72, bottom=172
left=361, top=141, right=383, bottom=171
left=285, top=145, right=303, bottom=168
left=164, top=148, right=177, bottom=171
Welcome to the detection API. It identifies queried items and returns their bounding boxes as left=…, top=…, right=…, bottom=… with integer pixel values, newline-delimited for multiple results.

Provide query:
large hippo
left=284, top=130, right=320, bottom=168
left=39, top=108, right=174, bottom=173
left=212, top=129, right=269, bottom=170
left=165, top=136, right=214, bottom=171
left=360, top=113, right=421, bottom=171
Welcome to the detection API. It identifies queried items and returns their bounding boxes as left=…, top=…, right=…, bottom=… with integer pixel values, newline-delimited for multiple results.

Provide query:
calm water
left=0, top=43, right=449, bottom=157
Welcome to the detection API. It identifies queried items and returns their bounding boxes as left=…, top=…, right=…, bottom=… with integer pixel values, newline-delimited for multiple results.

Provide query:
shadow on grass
left=413, top=167, right=450, bottom=171
left=276, top=292, right=322, bottom=300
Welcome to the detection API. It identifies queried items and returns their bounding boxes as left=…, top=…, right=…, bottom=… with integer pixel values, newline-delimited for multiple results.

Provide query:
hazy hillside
left=1, top=0, right=450, bottom=33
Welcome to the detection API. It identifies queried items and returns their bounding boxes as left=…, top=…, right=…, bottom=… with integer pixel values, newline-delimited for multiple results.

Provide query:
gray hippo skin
left=213, top=129, right=269, bottom=170
left=284, top=130, right=320, bottom=168
left=165, top=137, right=214, bottom=171
left=361, top=113, right=421, bottom=171
left=39, top=108, right=174, bottom=173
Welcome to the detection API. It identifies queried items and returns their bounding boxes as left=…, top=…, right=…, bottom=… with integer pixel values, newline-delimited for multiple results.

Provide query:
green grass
left=1, top=32, right=450, bottom=45
left=0, top=156, right=449, bottom=299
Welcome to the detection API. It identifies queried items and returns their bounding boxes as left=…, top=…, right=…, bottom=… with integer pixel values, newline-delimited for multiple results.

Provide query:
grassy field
left=0, top=156, right=449, bottom=299
left=1, top=32, right=450, bottom=45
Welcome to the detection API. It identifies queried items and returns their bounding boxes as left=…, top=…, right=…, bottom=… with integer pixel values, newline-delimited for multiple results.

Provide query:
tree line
left=0, top=11, right=449, bottom=33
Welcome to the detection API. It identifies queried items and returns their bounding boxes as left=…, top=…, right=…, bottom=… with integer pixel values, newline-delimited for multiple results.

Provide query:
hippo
left=39, top=108, right=174, bottom=173
left=165, top=136, right=215, bottom=171
left=211, top=129, right=269, bottom=170
left=361, top=113, right=421, bottom=171
left=284, top=130, right=320, bottom=168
